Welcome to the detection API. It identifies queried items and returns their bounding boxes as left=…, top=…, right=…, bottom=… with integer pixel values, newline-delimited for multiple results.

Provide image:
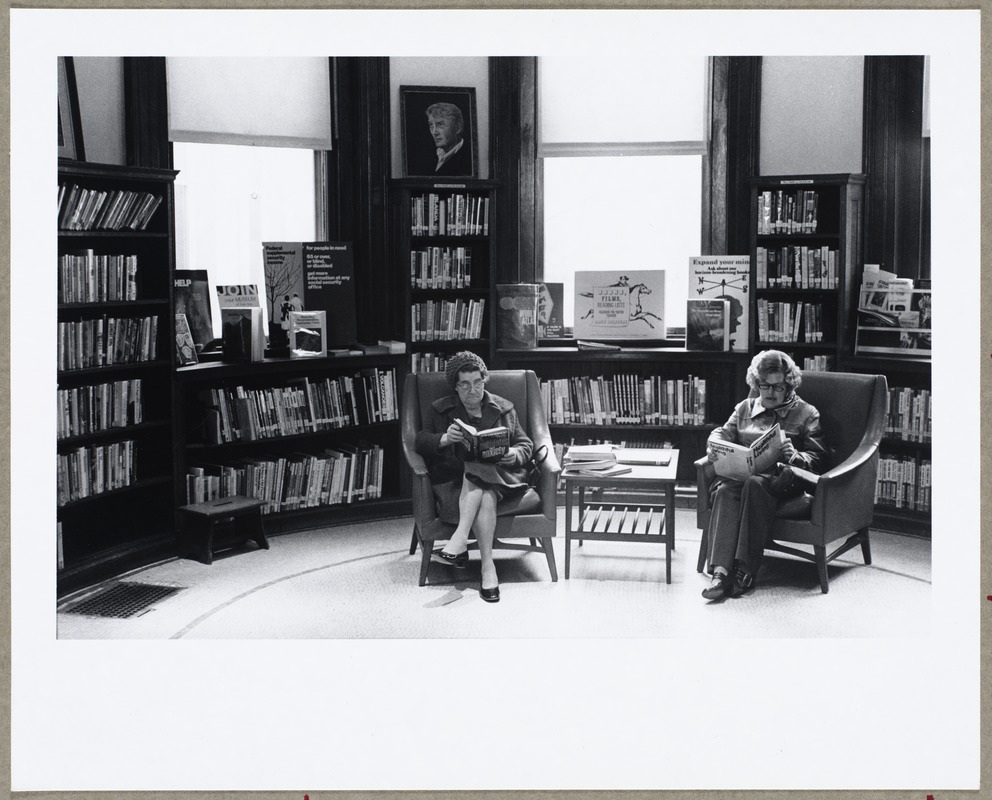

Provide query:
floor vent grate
left=62, top=582, right=185, bottom=619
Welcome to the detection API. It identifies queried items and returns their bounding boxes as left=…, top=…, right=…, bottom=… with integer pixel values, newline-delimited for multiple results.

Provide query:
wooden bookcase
left=494, top=348, right=748, bottom=483
left=173, top=354, right=411, bottom=535
left=750, top=173, right=865, bottom=371
left=56, top=160, right=178, bottom=594
left=388, top=178, right=497, bottom=374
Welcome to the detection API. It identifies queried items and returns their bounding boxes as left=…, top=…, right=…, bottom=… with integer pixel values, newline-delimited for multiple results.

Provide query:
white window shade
left=167, top=57, right=333, bottom=149
left=539, top=55, right=707, bottom=150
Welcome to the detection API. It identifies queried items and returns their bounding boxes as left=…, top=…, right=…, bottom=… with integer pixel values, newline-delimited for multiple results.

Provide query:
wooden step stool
left=178, top=496, right=269, bottom=564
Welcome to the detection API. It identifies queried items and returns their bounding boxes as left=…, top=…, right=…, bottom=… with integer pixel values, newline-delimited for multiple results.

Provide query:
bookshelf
left=173, top=354, right=410, bottom=534
left=750, top=173, right=866, bottom=371
left=494, top=348, right=748, bottom=483
left=388, top=179, right=497, bottom=374
left=57, top=160, right=178, bottom=594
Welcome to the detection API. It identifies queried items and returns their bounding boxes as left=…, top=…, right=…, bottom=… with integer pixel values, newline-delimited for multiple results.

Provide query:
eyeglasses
left=456, top=379, right=486, bottom=392
left=756, top=382, right=788, bottom=392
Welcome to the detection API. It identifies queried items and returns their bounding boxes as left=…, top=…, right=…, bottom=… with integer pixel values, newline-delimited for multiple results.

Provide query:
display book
left=288, top=310, right=327, bottom=359
left=453, top=418, right=510, bottom=463
left=687, top=256, right=749, bottom=352
left=216, top=284, right=265, bottom=362
left=708, top=424, right=786, bottom=482
left=854, top=266, right=931, bottom=356
left=174, top=269, right=216, bottom=353
left=686, top=298, right=730, bottom=352
left=496, top=283, right=539, bottom=349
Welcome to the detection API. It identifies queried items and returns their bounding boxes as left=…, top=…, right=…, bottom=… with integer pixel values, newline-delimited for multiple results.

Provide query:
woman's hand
left=497, top=449, right=517, bottom=466
left=780, top=439, right=797, bottom=462
left=706, top=446, right=719, bottom=463
left=442, top=422, right=465, bottom=449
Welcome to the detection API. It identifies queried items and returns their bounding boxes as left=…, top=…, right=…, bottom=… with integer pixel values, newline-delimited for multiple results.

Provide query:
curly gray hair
left=745, top=349, right=802, bottom=391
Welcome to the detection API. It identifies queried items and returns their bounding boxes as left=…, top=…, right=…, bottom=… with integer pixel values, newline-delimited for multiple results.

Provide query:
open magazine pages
left=709, top=423, right=786, bottom=481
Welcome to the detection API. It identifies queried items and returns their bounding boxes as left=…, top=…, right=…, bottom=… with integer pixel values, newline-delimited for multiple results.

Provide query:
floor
left=56, top=507, right=933, bottom=640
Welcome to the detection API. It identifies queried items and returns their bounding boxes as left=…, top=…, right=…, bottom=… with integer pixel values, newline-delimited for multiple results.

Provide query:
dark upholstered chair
left=401, top=369, right=560, bottom=587
left=694, top=371, right=888, bottom=593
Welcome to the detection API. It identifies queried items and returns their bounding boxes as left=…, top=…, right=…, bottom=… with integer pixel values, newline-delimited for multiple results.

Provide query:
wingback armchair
left=401, top=369, right=560, bottom=587
left=695, top=371, right=888, bottom=593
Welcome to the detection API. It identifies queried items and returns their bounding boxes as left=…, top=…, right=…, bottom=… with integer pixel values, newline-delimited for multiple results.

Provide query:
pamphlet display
left=573, top=270, right=666, bottom=340
left=687, top=256, right=750, bottom=352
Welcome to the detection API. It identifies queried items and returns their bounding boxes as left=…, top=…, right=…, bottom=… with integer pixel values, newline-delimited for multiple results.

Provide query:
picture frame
left=57, top=56, right=85, bottom=160
left=400, top=85, right=478, bottom=178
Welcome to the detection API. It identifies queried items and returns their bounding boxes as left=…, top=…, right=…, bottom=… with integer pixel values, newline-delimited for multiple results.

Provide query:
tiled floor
left=57, top=508, right=933, bottom=640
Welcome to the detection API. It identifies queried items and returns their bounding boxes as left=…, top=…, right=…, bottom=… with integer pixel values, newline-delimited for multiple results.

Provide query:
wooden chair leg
left=814, top=544, right=829, bottom=594
left=409, top=527, right=419, bottom=555
left=859, top=527, right=872, bottom=565
left=529, top=537, right=538, bottom=547
left=542, top=537, right=558, bottom=582
left=419, top=546, right=432, bottom=586
left=696, top=526, right=708, bottom=573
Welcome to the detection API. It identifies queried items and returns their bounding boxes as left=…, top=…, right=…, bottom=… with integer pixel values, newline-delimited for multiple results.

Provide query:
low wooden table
left=178, top=496, right=269, bottom=565
left=563, top=450, right=680, bottom=584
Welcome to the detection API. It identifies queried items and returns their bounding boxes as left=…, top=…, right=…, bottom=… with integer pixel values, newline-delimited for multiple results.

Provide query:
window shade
left=538, top=56, right=707, bottom=148
left=167, top=57, right=333, bottom=149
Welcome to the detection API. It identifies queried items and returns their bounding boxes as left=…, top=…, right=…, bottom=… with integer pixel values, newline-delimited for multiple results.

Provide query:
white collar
left=435, top=138, right=464, bottom=170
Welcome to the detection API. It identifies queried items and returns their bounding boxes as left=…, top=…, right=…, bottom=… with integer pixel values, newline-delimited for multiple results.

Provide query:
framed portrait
left=57, top=56, right=85, bottom=160
left=400, top=85, right=478, bottom=178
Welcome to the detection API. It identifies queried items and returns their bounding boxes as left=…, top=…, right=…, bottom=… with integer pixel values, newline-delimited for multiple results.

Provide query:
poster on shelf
left=687, top=256, right=750, bottom=352
left=572, top=270, right=666, bottom=340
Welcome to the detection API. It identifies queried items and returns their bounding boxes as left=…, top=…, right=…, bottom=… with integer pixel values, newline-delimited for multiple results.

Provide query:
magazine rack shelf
left=56, top=160, right=178, bottom=595
left=388, top=178, right=498, bottom=374
left=749, top=173, right=865, bottom=372
left=173, top=354, right=411, bottom=535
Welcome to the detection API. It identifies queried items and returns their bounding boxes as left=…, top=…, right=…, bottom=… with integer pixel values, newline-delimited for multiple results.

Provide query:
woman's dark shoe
left=432, top=548, right=468, bottom=568
left=479, top=585, right=500, bottom=603
left=701, top=571, right=731, bottom=600
left=729, top=563, right=756, bottom=597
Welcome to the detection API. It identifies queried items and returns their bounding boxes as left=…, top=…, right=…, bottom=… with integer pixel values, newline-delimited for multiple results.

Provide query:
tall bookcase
left=56, top=160, right=178, bottom=594
left=750, top=173, right=865, bottom=371
left=388, top=179, right=497, bottom=373
left=173, top=354, right=410, bottom=535
left=495, top=348, right=748, bottom=483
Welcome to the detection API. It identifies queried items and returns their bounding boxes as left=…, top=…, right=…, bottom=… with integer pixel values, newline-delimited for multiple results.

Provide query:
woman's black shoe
left=729, top=563, right=756, bottom=597
left=432, top=548, right=468, bottom=568
left=701, top=571, right=731, bottom=600
left=479, top=585, right=500, bottom=603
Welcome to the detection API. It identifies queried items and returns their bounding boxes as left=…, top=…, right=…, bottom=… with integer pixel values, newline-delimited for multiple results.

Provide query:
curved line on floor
left=170, top=548, right=407, bottom=639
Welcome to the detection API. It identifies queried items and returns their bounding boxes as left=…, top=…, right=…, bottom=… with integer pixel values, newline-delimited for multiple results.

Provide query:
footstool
left=178, top=496, right=269, bottom=564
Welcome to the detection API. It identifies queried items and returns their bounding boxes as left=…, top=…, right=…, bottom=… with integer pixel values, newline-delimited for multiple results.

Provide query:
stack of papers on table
left=562, top=444, right=631, bottom=477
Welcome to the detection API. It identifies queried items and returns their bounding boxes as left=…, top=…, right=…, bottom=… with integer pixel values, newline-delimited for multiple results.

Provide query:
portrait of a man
left=401, top=85, right=478, bottom=178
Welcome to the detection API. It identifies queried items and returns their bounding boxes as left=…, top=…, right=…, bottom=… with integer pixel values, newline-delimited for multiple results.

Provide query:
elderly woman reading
left=413, top=351, right=533, bottom=603
left=702, top=349, right=829, bottom=600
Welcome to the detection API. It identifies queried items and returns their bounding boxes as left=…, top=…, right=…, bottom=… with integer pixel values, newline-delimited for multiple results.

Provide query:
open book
left=454, top=418, right=510, bottom=463
left=709, top=423, right=786, bottom=481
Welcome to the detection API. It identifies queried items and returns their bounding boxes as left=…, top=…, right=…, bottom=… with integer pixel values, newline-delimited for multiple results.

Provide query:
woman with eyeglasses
left=701, top=349, right=829, bottom=600
left=414, top=351, right=534, bottom=603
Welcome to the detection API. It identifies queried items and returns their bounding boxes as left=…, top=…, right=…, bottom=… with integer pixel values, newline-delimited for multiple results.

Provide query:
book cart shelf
left=388, top=178, right=497, bottom=374
left=56, top=160, right=178, bottom=594
left=493, top=348, right=749, bottom=484
left=173, top=354, right=411, bottom=536
left=750, top=173, right=865, bottom=373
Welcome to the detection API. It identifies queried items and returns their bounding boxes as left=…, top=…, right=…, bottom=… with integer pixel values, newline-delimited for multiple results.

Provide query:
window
left=173, top=142, right=316, bottom=337
left=538, top=56, right=709, bottom=331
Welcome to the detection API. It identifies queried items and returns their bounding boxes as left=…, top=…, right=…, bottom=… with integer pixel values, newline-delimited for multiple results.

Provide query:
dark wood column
left=328, top=57, right=392, bottom=343
left=723, top=56, right=762, bottom=257
left=863, top=56, right=926, bottom=280
left=490, top=57, right=538, bottom=284
left=123, top=57, right=171, bottom=169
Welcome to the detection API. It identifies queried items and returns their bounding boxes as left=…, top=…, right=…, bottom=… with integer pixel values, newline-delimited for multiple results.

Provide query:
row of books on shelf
left=410, top=353, right=454, bottom=374
left=756, top=300, right=827, bottom=344
left=57, top=440, right=137, bottom=506
left=57, top=315, right=160, bottom=371
left=58, top=183, right=163, bottom=232
left=540, top=375, right=707, bottom=427
left=199, top=368, right=399, bottom=445
left=410, top=192, right=490, bottom=237
left=185, top=443, right=384, bottom=513
left=59, top=251, right=140, bottom=304
left=756, top=188, right=820, bottom=235
left=875, top=455, right=931, bottom=514
left=885, top=387, right=931, bottom=443
left=411, top=299, right=486, bottom=342
left=755, top=245, right=838, bottom=289
left=410, top=246, right=474, bottom=289
left=802, top=355, right=835, bottom=372
left=57, top=378, right=144, bottom=440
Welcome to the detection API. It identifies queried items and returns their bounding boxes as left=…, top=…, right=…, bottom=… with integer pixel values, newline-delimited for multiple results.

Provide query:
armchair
left=695, top=371, right=888, bottom=593
left=401, top=369, right=561, bottom=586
